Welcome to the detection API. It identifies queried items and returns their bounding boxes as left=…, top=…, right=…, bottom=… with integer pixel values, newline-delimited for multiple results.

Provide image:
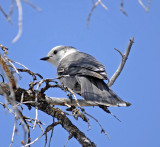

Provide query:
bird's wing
left=76, top=76, right=131, bottom=107
left=57, top=52, right=108, bottom=80
left=57, top=51, right=131, bottom=107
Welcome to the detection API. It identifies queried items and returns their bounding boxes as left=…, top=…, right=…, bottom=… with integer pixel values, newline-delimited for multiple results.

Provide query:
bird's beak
left=40, top=57, right=50, bottom=61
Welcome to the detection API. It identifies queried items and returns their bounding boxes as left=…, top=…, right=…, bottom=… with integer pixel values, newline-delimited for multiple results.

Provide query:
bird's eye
left=53, top=50, right=57, bottom=54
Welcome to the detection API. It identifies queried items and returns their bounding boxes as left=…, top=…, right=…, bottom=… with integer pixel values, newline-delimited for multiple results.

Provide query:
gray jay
left=40, top=46, right=131, bottom=107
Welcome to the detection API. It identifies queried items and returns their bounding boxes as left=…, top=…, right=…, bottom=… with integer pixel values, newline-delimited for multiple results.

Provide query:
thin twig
left=8, top=59, right=20, bottom=75
left=44, top=121, right=60, bottom=147
left=26, top=124, right=31, bottom=145
left=114, top=48, right=123, bottom=57
left=120, top=0, right=128, bottom=16
left=9, top=59, right=29, bottom=70
left=0, top=5, right=12, bottom=24
left=0, top=98, right=15, bottom=115
left=12, top=0, right=23, bottom=43
left=64, top=134, right=74, bottom=147
left=22, top=0, right=41, bottom=11
left=8, top=0, right=14, bottom=19
left=138, top=0, right=151, bottom=12
left=33, top=92, right=39, bottom=129
left=23, top=133, right=44, bottom=147
left=87, top=0, right=108, bottom=27
left=33, top=79, right=47, bottom=129
left=17, top=68, right=43, bottom=81
left=48, top=128, right=53, bottom=147
left=20, top=92, right=24, bottom=104
left=99, top=105, right=121, bottom=122
left=84, top=111, right=110, bottom=139
left=9, top=118, right=17, bottom=147
left=0, top=74, right=5, bottom=82
left=65, top=106, right=91, bottom=130
left=108, top=37, right=134, bottom=87
left=67, top=88, right=81, bottom=108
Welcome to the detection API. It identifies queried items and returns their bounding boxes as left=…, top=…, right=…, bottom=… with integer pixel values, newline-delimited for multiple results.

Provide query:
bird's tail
left=76, top=76, right=131, bottom=107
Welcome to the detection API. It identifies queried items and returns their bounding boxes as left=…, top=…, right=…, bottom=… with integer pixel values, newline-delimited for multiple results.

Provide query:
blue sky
left=0, top=0, right=160, bottom=147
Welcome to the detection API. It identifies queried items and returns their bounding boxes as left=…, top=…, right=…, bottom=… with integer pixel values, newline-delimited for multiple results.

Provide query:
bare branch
left=17, top=68, right=43, bottom=81
left=84, top=111, right=110, bottom=139
left=22, top=0, right=41, bottom=11
left=87, top=0, right=108, bottom=27
left=10, top=118, right=17, bottom=147
left=0, top=0, right=41, bottom=43
left=0, top=55, right=17, bottom=89
left=8, top=0, right=14, bottom=19
left=138, top=0, right=151, bottom=12
left=67, top=87, right=82, bottom=108
left=46, top=96, right=113, bottom=107
left=0, top=5, right=12, bottom=24
left=48, top=128, right=54, bottom=147
left=0, top=82, right=96, bottom=146
left=120, top=0, right=128, bottom=16
left=99, top=105, right=121, bottom=122
left=66, top=106, right=91, bottom=130
left=114, top=48, right=123, bottom=57
left=108, top=37, right=134, bottom=87
left=0, top=82, right=128, bottom=107
left=12, top=0, right=23, bottom=43
left=33, top=80, right=43, bottom=129
left=9, top=59, right=29, bottom=70
left=23, top=133, right=44, bottom=147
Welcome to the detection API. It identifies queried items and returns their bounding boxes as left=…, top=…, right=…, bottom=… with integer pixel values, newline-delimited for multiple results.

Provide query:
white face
left=46, top=46, right=77, bottom=67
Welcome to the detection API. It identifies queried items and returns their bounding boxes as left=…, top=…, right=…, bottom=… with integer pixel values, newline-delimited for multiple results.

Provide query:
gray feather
left=76, top=76, right=130, bottom=107
left=57, top=49, right=131, bottom=107
left=58, top=51, right=108, bottom=80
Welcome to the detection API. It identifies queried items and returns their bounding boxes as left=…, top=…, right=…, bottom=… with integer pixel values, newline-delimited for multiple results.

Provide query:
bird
left=40, top=46, right=131, bottom=107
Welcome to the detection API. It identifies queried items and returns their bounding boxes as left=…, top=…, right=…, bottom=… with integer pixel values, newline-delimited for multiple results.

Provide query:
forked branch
left=108, top=37, right=134, bottom=87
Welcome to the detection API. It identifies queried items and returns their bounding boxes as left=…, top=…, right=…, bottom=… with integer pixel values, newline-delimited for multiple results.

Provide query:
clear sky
left=0, top=0, right=160, bottom=147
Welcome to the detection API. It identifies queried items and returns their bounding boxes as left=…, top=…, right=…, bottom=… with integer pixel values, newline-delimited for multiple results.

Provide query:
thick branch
left=0, top=82, right=122, bottom=107
left=46, top=96, right=101, bottom=107
left=108, top=37, right=134, bottom=87
left=0, top=82, right=96, bottom=146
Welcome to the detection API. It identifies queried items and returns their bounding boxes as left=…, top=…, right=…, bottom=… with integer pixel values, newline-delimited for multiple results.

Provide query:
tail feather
left=76, top=76, right=131, bottom=107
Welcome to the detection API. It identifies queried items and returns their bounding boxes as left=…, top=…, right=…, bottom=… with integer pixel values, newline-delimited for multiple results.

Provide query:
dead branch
left=120, top=0, right=128, bottom=16
left=10, top=118, right=17, bottom=147
left=45, top=96, right=100, bottom=106
left=99, top=105, right=121, bottom=122
left=0, top=82, right=127, bottom=108
left=0, top=5, right=12, bottom=23
left=0, top=1, right=150, bottom=44
left=138, top=0, right=151, bottom=12
left=108, top=37, right=134, bottom=87
left=0, top=0, right=41, bottom=43
left=87, top=0, right=108, bottom=27
left=12, top=0, right=23, bottom=43
left=0, top=55, right=17, bottom=89
left=8, top=0, right=14, bottom=19
left=22, top=0, right=41, bottom=11
left=12, top=0, right=41, bottom=43
left=0, top=82, right=96, bottom=146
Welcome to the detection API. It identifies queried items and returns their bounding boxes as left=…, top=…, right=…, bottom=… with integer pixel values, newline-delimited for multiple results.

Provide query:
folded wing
left=58, top=51, right=131, bottom=107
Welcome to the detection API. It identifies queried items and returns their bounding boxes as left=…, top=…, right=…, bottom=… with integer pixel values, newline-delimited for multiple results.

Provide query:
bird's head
left=40, top=46, right=77, bottom=67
